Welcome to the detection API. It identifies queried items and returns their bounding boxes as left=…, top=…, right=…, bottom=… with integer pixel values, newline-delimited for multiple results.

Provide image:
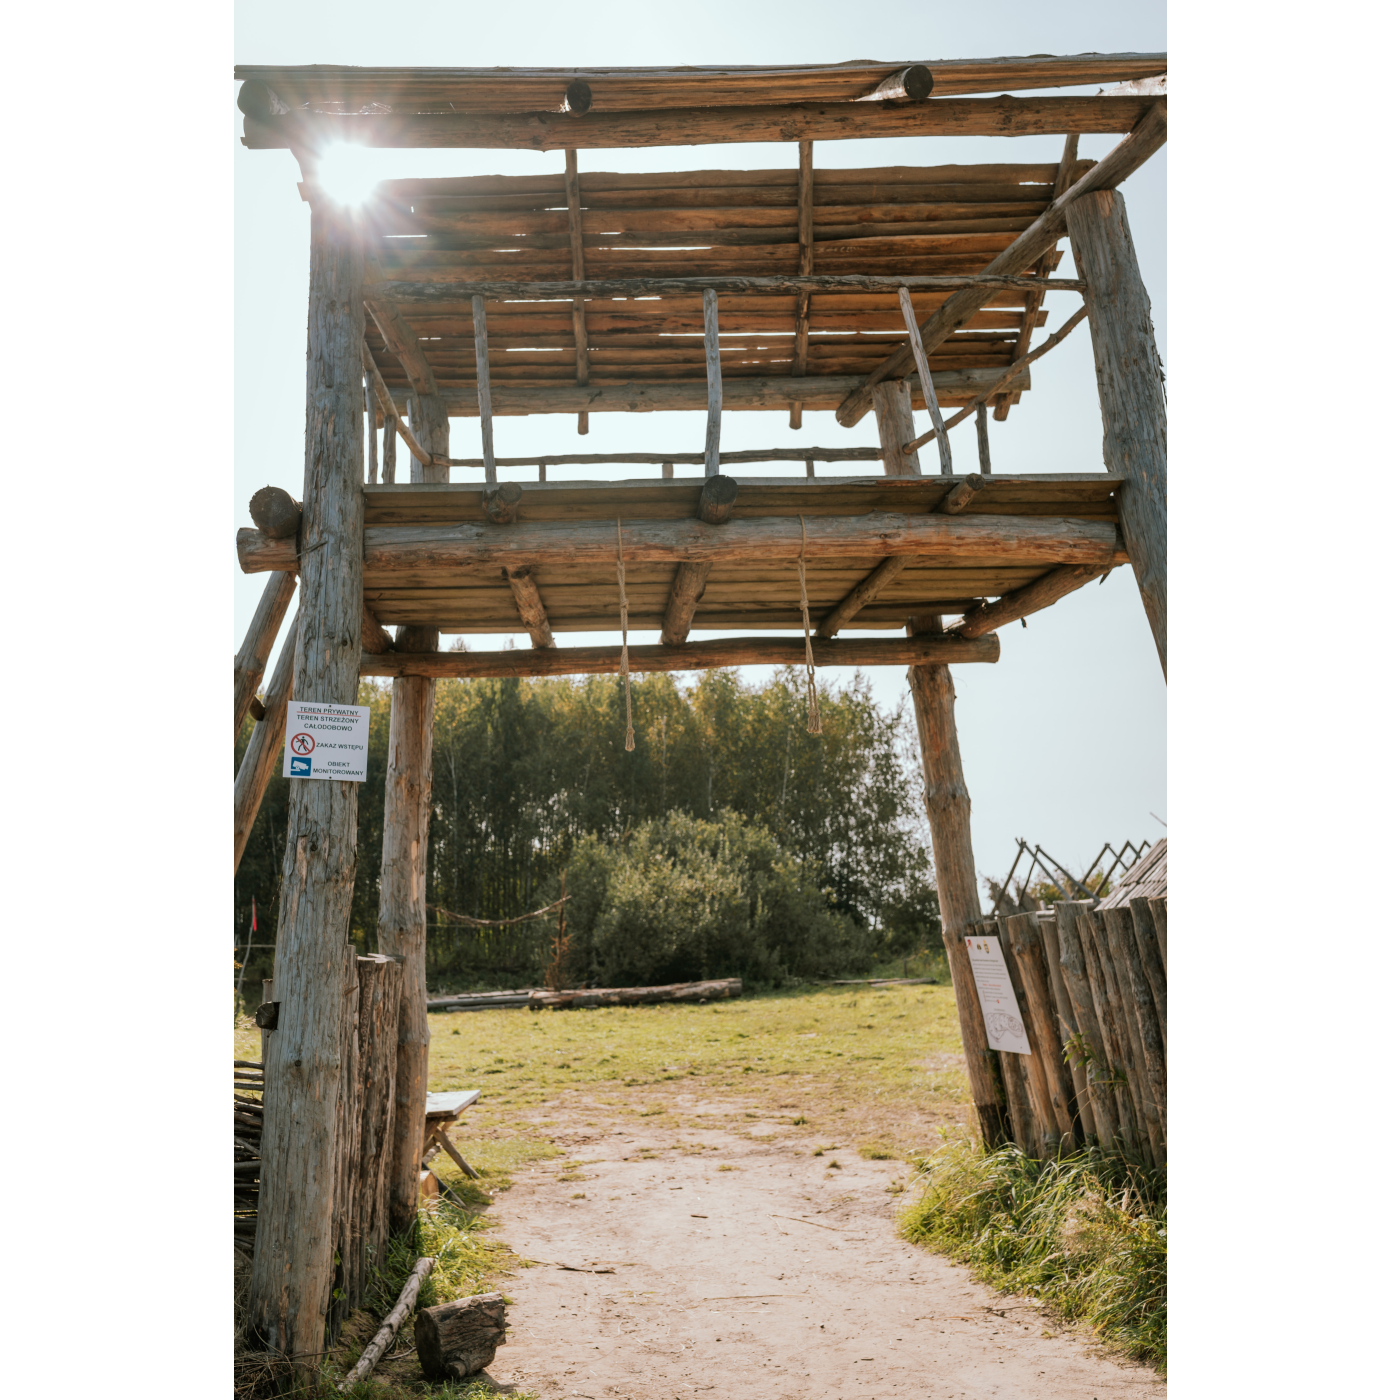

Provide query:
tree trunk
left=414, top=1293, right=508, bottom=1380
left=247, top=203, right=366, bottom=1368
left=906, top=653, right=1004, bottom=1144
left=1064, top=188, right=1167, bottom=677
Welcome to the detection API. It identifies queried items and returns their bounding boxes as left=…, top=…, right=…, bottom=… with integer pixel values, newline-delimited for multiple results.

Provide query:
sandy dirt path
left=482, top=1093, right=1165, bottom=1399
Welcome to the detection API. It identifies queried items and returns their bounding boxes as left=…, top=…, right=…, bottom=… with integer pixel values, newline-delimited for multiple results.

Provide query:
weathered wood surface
left=378, top=623, right=439, bottom=1233
left=975, top=404, right=992, bottom=473
left=531, top=978, right=742, bottom=1009
left=235, top=572, right=297, bottom=740
left=362, top=602, right=396, bottom=654
left=244, top=94, right=1163, bottom=152
left=337, top=1256, right=435, bottom=1392
left=371, top=273, right=1084, bottom=302
left=872, top=380, right=922, bottom=478
left=249, top=486, right=303, bottom=539
left=907, top=643, right=1005, bottom=1144
left=1005, top=912, right=1078, bottom=1143
left=237, top=56, right=1169, bottom=113
left=365, top=293, right=439, bottom=397
left=564, top=149, right=590, bottom=436
left=471, top=294, right=497, bottom=482
left=938, top=474, right=989, bottom=516
left=363, top=343, right=434, bottom=468
left=953, top=563, right=1111, bottom=638
left=328, top=943, right=362, bottom=1339
left=350, top=954, right=403, bottom=1309
left=1038, top=909, right=1096, bottom=1143
left=364, top=631, right=998, bottom=679
left=1072, top=910, right=1140, bottom=1156
left=788, top=139, right=815, bottom=429
left=995, top=917, right=1062, bottom=1155
left=1065, top=189, right=1167, bottom=677
left=410, top=392, right=451, bottom=484
left=234, top=607, right=300, bottom=872
left=446, top=447, right=882, bottom=469
left=1148, top=895, right=1167, bottom=977
left=898, top=287, right=949, bottom=474
left=835, top=100, right=1166, bottom=426
left=999, top=1040, right=1038, bottom=1154
left=1102, top=905, right=1167, bottom=1149
left=414, top=1293, right=508, bottom=1381
left=660, top=474, right=738, bottom=645
left=816, top=556, right=909, bottom=638
left=1129, top=896, right=1167, bottom=1054
left=385, top=368, right=1031, bottom=418
left=505, top=567, right=555, bottom=647
left=482, top=482, right=524, bottom=525
left=702, top=288, right=723, bottom=474
left=247, top=205, right=366, bottom=1367
left=428, top=1127, right=482, bottom=1180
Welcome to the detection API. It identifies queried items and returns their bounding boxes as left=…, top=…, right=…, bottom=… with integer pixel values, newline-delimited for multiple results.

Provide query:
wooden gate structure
left=232, top=52, right=1167, bottom=1366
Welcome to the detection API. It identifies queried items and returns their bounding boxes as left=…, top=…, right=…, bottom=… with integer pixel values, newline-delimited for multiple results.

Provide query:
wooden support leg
left=703, top=287, right=722, bottom=476
left=788, top=139, right=814, bottom=430
left=975, top=404, right=992, bottom=474
left=235, top=571, right=297, bottom=740
left=906, top=630, right=1006, bottom=1146
left=872, top=380, right=921, bottom=477
left=1065, top=189, right=1167, bottom=678
left=247, top=204, right=366, bottom=1367
left=234, top=606, right=301, bottom=872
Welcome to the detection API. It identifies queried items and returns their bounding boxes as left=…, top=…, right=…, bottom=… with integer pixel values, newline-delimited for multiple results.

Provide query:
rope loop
left=617, top=519, right=635, bottom=751
left=797, top=515, right=822, bottom=735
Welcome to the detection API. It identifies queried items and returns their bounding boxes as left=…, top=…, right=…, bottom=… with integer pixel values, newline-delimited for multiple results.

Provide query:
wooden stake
left=1037, top=909, right=1095, bottom=1142
left=1005, top=912, right=1078, bottom=1143
left=235, top=572, right=296, bottom=741
left=471, top=294, right=496, bottom=484
left=382, top=400, right=396, bottom=483
left=906, top=629, right=1005, bottom=1145
left=1129, top=896, right=1168, bottom=1054
left=789, top=139, right=814, bottom=430
left=703, top=287, right=721, bottom=476
left=996, top=915, right=1066, bottom=1154
left=897, top=287, right=950, bottom=475
left=234, top=607, right=300, bottom=873
left=1064, top=188, right=1167, bottom=677
left=1102, top=906, right=1167, bottom=1146
left=564, top=149, right=590, bottom=438
left=975, top=405, right=991, bottom=474
left=1074, top=911, right=1142, bottom=1156
left=1051, top=901, right=1115, bottom=1148
left=246, top=204, right=366, bottom=1368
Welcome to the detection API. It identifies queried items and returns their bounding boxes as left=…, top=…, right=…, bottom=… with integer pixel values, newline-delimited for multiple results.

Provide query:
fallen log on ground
left=414, top=1292, right=508, bottom=1381
left=530, top=978, right=742, bottom=1009
left=338, top=1256, right=436, bottom=1392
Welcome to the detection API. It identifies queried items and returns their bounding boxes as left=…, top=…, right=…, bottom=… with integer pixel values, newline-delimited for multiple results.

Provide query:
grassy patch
left=900, top=1137, right=1166, bottom=1370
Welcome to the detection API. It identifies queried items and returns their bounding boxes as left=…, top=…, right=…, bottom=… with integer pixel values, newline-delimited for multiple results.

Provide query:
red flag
left=251, top=897, right=258, bottom=934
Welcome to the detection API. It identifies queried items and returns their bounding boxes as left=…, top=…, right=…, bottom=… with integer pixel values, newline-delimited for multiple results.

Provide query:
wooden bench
left=420, top=1089, right=482, bottom=1198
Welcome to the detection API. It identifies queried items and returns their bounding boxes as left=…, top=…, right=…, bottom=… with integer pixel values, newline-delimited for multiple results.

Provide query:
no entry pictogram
left=290, top=732, right=316, bottom=756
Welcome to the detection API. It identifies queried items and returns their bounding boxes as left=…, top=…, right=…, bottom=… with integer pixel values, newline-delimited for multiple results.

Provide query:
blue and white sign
left=282, top=700, right=372, bottom=782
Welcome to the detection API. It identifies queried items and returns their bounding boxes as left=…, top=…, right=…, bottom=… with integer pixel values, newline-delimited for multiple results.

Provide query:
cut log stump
left=414, top=1292, right=508, bottom=1381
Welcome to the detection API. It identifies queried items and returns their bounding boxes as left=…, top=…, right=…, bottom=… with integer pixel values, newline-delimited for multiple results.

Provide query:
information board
left=965, top=932, right=1032, bottom=1055
left=282, top=701, right=372, bottom=782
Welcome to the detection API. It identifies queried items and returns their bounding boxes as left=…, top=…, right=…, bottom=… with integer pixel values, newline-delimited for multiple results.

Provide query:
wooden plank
left=1065, top=190, right=1167, bottom=677
left=236, top=56, right=1169, bottom=113
left=243, top=93, right=1161, bottom=151
left=835, top=100, right=1167, bottom=426
left=362, top=631, right=998, bottom=678
left=235, top=572, right=297, bottom=740
left=425, top=1089, right=481, bottom=1118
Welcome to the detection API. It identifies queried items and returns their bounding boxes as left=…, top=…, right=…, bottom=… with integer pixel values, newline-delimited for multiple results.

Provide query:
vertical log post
left=788, top=139, right=814, bottom=429
left=1075, top=914, right=1142, bottom=1158
left=382, top=399, right=397, bottom=483
left=471, top=295, right=496, bottom=484
left=703, top=287, right=722, bottom=476
left=906, top=626, right=1005, bottom=1145
left=380, top=391, right=447, bottom=1233
left=1129, top=896, right=1168, bottom=1053
left=996, top=916, right=1063, bottom=1155
left=872, top=380, right=922, bottom=478
left=1005, top=912, right=1077, bottom=1144
left=247, top=202, right=366, bottom=1368
left=328, top=944, right=362, bottom=1339
left=1040, top=906, right=1098, bottom=1143
left=1102, top=906, right=1167, bottom=1151
left=365, top=379, right=379, bottom=484
left=261, top=977, right=276, bottom=1068
left=975, top=404, right=992, bottom=475
left=1064, top=189, right=1167, bottom=677
left=1148, top=896, right=1167, bottom=976
left=564, top=148, right=590, bottom=436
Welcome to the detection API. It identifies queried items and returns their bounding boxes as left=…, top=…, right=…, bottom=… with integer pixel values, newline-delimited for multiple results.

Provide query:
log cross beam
left=788, top=140, right=814, bottom=430
left=835, top=99, right=1166, bottom=427
left=817, top=474, right=990, bottom=637
left=659, top=474, right=739, bottom=646
left=504, top=567, right=555, bottom=648
left=897, top=286, right=951, bottom=475
left=363, top=343, right=436, bottom=468
left=564, top=149, right=590, bottom=436
left=471, top=294, right=496, bottom=483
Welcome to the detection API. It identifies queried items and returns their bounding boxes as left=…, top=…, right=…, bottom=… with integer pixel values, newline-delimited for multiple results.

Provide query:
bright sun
left=316, top=143, right=380, bottom=207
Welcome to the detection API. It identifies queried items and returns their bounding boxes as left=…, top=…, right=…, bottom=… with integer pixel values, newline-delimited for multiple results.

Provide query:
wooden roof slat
left=234, top=53, right=1166, bottom=114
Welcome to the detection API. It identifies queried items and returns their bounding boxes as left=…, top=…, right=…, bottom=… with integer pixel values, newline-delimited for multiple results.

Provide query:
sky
left=233, top=0, right=1168, bottom=899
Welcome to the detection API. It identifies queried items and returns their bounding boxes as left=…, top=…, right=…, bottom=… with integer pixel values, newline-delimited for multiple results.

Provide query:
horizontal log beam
left=361, top=631, right=999, bottom=679
left=390, top=369, right=1029, bottom=419
left=445, top=448, right=882, bottom=469
left=952, top=563, right=1112, bottom=637
left=370, top=274, right=1084, bottom=303
left=835, top=99, right=1166, bottom=426
left=243, top=94, right=1160, bottom=152
left=238, top=511, right=1125, bottom=576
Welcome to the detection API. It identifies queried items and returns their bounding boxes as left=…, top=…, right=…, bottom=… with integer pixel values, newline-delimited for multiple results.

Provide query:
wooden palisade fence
left=978, top=896, right=1166, bottom=1165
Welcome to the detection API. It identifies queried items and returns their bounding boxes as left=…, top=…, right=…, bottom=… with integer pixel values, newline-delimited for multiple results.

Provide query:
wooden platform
left=357, top=473, right=1120, bottom=634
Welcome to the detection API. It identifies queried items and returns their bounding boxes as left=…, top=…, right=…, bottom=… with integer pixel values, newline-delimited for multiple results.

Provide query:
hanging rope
left=617, top=519, right=635, bottom=751
left=796, top=515, right=822, bottom=734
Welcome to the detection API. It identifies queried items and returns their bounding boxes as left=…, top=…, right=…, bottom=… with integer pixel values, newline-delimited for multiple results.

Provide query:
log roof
left=363, top=162, right=1077, bottom=407
left=355, top=474, right=1121, bottom=636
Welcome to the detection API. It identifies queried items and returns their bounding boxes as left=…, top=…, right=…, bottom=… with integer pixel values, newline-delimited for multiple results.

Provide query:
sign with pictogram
left=282, top=700, right=371, bottom=781
left=966, top=932, right=1032, bottom=1055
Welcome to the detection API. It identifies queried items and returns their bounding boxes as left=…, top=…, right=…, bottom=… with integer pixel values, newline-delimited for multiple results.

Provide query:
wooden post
left=975, top=404, right=992, bottom=474
left=1101, top=906, right=1167, bottom=1150
left=1005, top=913, right=1077, bottom=1144
left=1064, top=189, right=1167, bottom=677
left=906, top=627, right=1005, bottom=1145
left=1129, top=896, right=1168, bottom=1052
left=564, top=149, right=590, bottom=436
left=382, top=398, right=397, bottom=483
left=897, top=287, right=951, bottom=475
left=872, top=380, right=921, bottom=478
left=365, top=379, right=379, bottom=484
left=996, top=916, right=1064, bottom=1155
left=471, top=294, right=496, bottom=484
left=703, top=287, right=721, bottom=476
left=234, top=607, right=301, bottom=872
left=247, top=202, right=366, bottom=1367
left=236, top=573, right=297, bottom=740
left=789, top=139, right=814, bottom=430
left=328, top=944, right=362, bottom=1339
left=1039, top=907, right=1097, bottom=1143
left=1075, top=913, right=1142, bottom=1157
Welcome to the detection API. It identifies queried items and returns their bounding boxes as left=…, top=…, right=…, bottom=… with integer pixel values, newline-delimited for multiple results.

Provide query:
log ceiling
left=361, top=161, right=1084, bottom=411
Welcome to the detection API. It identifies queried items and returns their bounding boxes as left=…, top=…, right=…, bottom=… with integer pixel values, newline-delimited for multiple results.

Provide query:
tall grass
left=900, top=1137, right=1166, bottom=1370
